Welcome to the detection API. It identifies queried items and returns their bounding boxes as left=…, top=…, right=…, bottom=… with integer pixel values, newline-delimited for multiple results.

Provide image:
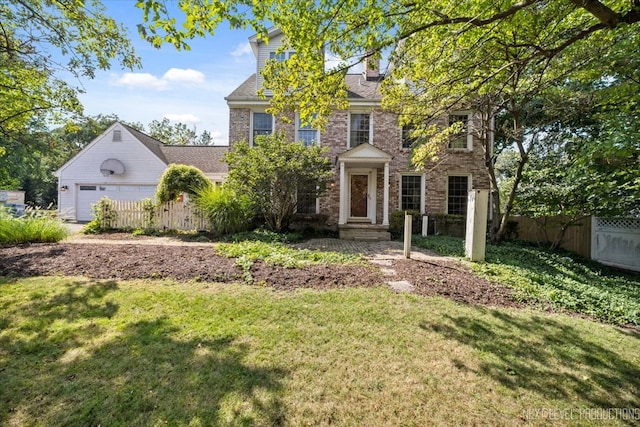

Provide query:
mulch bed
left=0, top=242, right=520, bottom=308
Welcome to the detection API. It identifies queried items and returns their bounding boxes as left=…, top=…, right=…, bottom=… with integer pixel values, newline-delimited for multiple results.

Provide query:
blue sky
left=75, top=2, right=257, bottom=145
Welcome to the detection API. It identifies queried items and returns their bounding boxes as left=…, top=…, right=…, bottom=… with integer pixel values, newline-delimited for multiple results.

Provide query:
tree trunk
left=492, top=112, right=530, bottom=244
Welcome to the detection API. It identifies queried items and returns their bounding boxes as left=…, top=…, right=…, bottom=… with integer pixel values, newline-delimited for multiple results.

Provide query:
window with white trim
left=448, top=114, right=471, bottom=150
left=447, top=175, right=470, bottom=215
left=296, top=114, right=319, bottom=146
left=252, top=112, right=273, bottom=143
left=112, top=130, right=122, bottom=142
left=269, top=51, right=293, bottom=62
left=400, top=175, right=423, bottom=211
left=349, top=113, right=371, bottom=147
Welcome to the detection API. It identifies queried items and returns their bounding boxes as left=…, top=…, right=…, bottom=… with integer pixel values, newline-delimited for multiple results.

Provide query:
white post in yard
left=404, top=212, right=412, bottom=258
left=465, top=189, right=489, bottom=262
left=422, top=215, right=429, bottom=237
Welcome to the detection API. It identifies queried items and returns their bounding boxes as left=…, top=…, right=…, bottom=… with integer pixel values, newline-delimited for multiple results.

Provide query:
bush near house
left=389, top=210, right=422, bottom=239
left=192, top=185, right=254, bottom=236
left=224, top=132, right=332, bottom=232
left=155, top=164, right=212, bottom=202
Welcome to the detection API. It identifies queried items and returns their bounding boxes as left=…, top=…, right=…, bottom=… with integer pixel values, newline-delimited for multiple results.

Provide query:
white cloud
left=162, top=68, right=206, bottom=84
left=111, top=72, right=168, bottom=90
left=163, top=113, right=201, bottom=123
left=110, top=68, right=206, bottom=91
left=230, top=42, right=252, bottom=57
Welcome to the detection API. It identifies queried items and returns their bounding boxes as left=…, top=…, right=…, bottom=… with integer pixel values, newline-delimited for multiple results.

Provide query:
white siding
left=256, top=32, right=286, bottom=95
left=57, top=123, right=167, bottom=220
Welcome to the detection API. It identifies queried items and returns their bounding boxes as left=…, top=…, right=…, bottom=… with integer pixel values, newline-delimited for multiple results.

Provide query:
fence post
left=404, top=212, right=412, bottom=259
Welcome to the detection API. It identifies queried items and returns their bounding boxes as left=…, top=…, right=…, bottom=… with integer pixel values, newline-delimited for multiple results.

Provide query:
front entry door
left=350, top=174, right=368, bottom=217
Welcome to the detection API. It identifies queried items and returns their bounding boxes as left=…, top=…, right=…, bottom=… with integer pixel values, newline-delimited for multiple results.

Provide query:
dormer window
left=269, top=51, right=293, bottom=62
left=112, top=130, right=122, bottom=142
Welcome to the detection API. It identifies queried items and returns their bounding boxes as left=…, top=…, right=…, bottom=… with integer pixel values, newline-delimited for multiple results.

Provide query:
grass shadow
left=420, top=307, right=640, bottom=421
left=0, top=281, right=286, bottom=426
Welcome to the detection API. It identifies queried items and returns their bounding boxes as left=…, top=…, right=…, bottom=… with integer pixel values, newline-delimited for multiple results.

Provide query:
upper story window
left=296, top=114, right=319, bottom=146
left=448, top=114, right=471, bottom=150
left=112, top=130, right=122, bottom=142
left=269, top=51, right=293, bottom=62
left=401, top=124, right=417, bottom=149
left=349, top=113, right=371, bottom=148
left=252, top=112, right=273, bottom=144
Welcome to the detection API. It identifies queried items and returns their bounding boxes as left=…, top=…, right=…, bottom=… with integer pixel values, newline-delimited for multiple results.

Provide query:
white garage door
left=76, top=184, right=157, bottom=221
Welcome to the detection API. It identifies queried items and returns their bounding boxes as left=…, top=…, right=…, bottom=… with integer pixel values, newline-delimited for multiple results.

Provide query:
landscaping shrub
left=155, top=164, right=212, bottom=202
left=389, top=210, right=422, bottom=239
left=0, top=208, right=69, bottom=243
left=192, top=185, right=254, bottom=236
left=229, top=228, right=303, bottom=244
left=83, top=197, right=117, bottom=234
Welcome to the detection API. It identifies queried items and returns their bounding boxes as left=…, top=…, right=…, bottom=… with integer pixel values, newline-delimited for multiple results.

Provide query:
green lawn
left=1, top=276, right=639, bottom=426
left=413, top=235, right=640, bottom=327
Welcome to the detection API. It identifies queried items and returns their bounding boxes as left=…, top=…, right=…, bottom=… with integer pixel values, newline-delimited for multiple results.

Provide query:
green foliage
left=83, top=197, right=117, bottom=234
left=0, top=209, right=69, bottom=244
left=147, top=118, right=214, bottom=145
left=412, top=235, right=465, bottom=258
left=140, top=198, right=156, bottom=229
left=217, top=240, right=364, bottom=269
left=228, top=228, right=303, bottom=244
left=225, top=131, right=332, bottom=232
left=136, top=0, right=639, bottom=245
left=0, top=1, right=139, bottom=139
left=155, top=164, right=212, bottom=203
left=414, top=235, right=640, bottom=326
left=389, top=210, right=421, bottom=239
left=192, top=185, right=254, bottom=236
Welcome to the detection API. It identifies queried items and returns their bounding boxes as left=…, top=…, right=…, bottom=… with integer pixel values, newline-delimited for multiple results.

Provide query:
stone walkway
left=293, top=238, right=458, bottom=293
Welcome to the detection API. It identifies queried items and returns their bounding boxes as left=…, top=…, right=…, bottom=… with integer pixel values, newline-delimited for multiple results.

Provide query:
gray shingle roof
left=120, top=122, right=228, bottom=174
left=120, top=123, right=169, bottom=163
left=225, top=74, right=259, bottom=100
left=225, top=73, right=383, bottom=101
left=160, top=145, right=229, bottom=174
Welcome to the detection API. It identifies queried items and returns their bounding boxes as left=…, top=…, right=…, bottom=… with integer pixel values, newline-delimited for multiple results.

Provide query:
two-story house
left=226, top=27, right=490, bottom=240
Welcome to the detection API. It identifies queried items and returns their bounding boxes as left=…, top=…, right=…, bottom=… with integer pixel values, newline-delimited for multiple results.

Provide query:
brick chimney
left=363, top=54, right=380, bottom=81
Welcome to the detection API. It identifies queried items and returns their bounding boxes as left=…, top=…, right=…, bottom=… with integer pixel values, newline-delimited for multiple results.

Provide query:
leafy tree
left=137, top=0, right=639, bottom=242
left=224, top=131, right=332, bottom=232
left=0, top=1, right=139, bottom=140
left=155, top=164, right=212, bottom=202
left=148, top=118, right=214, bottom=145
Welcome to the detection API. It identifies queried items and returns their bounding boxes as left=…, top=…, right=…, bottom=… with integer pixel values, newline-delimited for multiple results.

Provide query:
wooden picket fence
left=102, top=200, right=208, bottom=231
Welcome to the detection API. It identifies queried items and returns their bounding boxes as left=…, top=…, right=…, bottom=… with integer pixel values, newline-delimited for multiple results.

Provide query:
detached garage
left=55, top=122, right=228, bottom=221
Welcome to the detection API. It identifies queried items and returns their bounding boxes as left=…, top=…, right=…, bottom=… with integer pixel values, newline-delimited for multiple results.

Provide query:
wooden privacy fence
left=508, top=215, right=592, bottom=258
left=102, top=200, right=208, bottom=231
